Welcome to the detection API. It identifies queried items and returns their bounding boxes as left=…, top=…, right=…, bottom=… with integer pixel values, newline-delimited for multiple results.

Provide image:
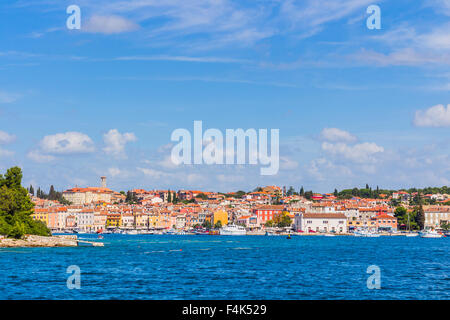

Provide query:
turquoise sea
left=0, top=235, right=448, bottom=300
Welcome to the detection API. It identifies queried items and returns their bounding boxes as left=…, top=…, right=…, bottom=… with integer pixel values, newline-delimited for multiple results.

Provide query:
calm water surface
left=0, top=235, right=448, bottom=299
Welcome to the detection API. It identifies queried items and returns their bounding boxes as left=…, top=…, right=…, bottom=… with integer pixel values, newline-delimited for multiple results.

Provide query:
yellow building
left=135, top=213, right=149, bottom=228
left=106, top=213, right=121, bottom=227
left=148, top=213, right=162, bottom=228
left=212, top=209, right=228, bottom=226
left=31, top=208, right=49, bottom=225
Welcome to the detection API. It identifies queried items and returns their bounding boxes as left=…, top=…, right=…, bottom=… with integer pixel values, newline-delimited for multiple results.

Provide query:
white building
left=75, top=209, right=95, bottom=232
left=424, top=206, right=450, bottom=229
left=121, top=213, right=135, bottom=228
left=294, top=213, right=347, bottom=233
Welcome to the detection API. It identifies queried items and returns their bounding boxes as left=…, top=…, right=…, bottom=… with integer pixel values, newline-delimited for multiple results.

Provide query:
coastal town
left=29, top=176, right=450, bottom=237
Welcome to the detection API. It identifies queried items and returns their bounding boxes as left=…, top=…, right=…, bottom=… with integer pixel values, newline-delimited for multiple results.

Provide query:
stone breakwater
left=0, top=235, right=78, bottom=248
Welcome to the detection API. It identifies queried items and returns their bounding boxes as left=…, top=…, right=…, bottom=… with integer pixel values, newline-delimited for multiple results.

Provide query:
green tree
left=195, top=193, right=208, bottom=200
left=304, top=191, right=313, bottom=200
left=394, top=206, right=407, bottom=218
left=233, top=191, right=246, bottom=199
left=299, top=186, right=304, bottom=196
left=48, top=185, right=56, bottom=200
left=287, top=186, right=295, bottom=196
left=172, top=192, right=178, bottom=204
left=265, top=220, right=274, bottom=227
left=202, top=220, right=212, bottom=230
left=273, top=212, right=292, bottom=228
left=214, top=220, right=222, bottom=229
left=125, top=191, right=137, bottom=204
left=0, top=167, right=51, bottom=238
left=167, top=190, right=172, bottom=203
left=416, top=203, right=425, bottom=230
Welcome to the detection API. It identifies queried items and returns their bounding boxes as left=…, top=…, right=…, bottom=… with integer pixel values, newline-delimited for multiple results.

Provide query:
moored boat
left=420, top=230, right=443, bottom=238
left=219, top=225, right=247, bottom=236
left=405, top=232, right=419, bottom=237
left=354, top=229, right=380, bottom=237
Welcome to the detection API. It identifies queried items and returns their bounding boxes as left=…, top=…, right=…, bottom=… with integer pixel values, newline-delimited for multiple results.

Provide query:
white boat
left=165, top=229, right=177, bottom=235
left=420, top=230, right=443, bottom=238
left=219, top=225, right=247, bottom=236
left=405, top=232, right=419, bottom=237
left=354, top=230, right=380, bottom=237
left=324, top=234, right=336, bottom=237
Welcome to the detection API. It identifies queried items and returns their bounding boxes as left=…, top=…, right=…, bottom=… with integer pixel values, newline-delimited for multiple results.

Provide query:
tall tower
left=101, top=176, right=107, bottom=188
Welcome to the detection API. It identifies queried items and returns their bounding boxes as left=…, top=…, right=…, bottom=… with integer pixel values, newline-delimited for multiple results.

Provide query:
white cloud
left=157, top=156, right=179, bottom=169
left=217, top=174, right=244, bottom=183
left=40, top=132, right=95, bottom=154
left=103, top=129, right=137, bottom=158
left=115, top=55, right=247, bottom=63
left=320, top=128, right=357, bottom=143
left=107, top=167, right=121, bottom=177
left=0, top=90, right=20, bottom=104
left=27, top=150, right=55, bottom=162
left=308, top=157, right=353, bottom=181
left=322, top=141, right=384, bottom=163
left=414, top=104, right=450, bottom=127
left=280, top=0, right=374, bottom=33
left=357, top=23, right=450, bottom=66
left=0, top=131, right=16, bottom=144
left=83, top=15, right=139, bottom=34
left=137, top=167, right=169, bottom=179
left=0, top=147, right=13, bottom=158
left=280, top=156, right=299, bottom=170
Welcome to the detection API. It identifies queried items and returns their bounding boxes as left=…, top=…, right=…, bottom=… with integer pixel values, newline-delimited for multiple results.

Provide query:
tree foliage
left=0, top=167, right=51, bottom=238
left=273, top=212, right=292, bottom=228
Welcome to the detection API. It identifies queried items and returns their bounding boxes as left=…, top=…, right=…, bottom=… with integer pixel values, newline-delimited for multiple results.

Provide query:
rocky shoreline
left=0, top=234, right=78, bottom=248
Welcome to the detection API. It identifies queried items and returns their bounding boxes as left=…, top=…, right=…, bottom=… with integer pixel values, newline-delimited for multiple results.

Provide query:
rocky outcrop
left=0, top=235, right=78, bottom=247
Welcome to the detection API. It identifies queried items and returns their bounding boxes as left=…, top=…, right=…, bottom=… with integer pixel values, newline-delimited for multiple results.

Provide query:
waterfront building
left=237, top=215, right=259, bottom=229
left=347, top=218, right=377, bottom=231
left=121, top=213, right=134, bottom=228
left=106, top=213, right=121, bottom=227
left=93, top=212, right=107, bottom=232
left=75, top=209, right=95, bottom=232
left=212, top=209, right=228, bottom=226
left=424, top=205, right=450, bottom=229
left=253, top=205, right=284, bottom=224
left=294, top=213, right=347, bottom=233
left=375, top=214, right=398, bottom=231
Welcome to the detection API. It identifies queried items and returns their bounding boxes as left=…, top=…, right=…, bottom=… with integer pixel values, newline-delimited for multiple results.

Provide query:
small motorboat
left=405, top=232, right=419, bottom=237
left=420, top=230, right=443, bottom=238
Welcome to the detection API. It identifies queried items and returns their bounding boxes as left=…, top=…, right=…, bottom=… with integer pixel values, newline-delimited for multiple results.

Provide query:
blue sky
left=0, top=0, right=449, bottom=193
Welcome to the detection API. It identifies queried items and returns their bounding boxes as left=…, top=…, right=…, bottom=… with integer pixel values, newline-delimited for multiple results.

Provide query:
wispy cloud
left=0, top=90, right=20, bottom=104
left=114, top=55, right=249, bottom=63
left=83, top=15, right=139, bottom=34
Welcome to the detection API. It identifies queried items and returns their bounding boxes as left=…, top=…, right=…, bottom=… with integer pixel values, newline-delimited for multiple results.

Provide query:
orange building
left=375, top=214, right=397, bottom=231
